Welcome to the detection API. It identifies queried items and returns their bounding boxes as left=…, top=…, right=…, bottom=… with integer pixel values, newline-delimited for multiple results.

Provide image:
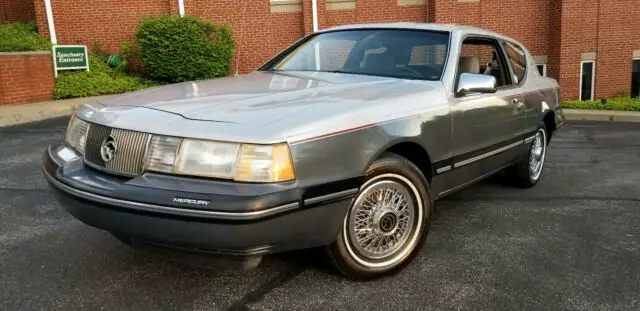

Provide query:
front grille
left=84, top=123, right=151, bottom=177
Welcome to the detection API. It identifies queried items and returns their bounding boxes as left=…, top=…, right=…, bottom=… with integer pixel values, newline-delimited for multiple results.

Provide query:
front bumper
left=43, top=144, right=355, bottom=257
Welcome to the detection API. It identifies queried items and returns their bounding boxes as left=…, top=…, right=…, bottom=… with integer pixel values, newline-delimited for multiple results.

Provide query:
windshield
left=261, top=29, right=450, bottom=81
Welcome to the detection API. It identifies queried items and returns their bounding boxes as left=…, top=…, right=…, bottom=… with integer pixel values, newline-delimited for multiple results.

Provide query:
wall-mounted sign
left=52, top=45, right=89, bottom=77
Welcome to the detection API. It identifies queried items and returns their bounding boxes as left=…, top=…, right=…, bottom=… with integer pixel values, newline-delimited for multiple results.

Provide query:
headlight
left=145, top=135, right=182, bottom=173
left=145, top=137, right=295, bottom=183
left=174, top=139, right=240, bottom=179
left=235, top=144, right=295, bottom=182
left=64, top=115, right=89, bottom=154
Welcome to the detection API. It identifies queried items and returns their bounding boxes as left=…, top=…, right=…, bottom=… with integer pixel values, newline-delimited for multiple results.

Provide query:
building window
left=632, top=59, right=640, bottom=98
left=580, top=61, right=595, bottom=101
left=536, top=64, right=547, bottom=76
left=270, top=0, right=302, bottom=13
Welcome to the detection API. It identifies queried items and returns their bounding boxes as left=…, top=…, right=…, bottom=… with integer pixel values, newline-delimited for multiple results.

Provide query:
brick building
left=0, top=0, right=35, bottom=24
left=4, top=0, right=640, bottom=100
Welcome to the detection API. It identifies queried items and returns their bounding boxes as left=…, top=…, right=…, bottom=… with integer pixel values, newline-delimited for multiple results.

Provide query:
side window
left=503, top=41, right=527, bottom=85
left=458, top=38, right=509, bottom=87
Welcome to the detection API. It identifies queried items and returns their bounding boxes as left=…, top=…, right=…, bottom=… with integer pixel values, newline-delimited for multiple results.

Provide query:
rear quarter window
left=503, top=41, right=527, bottom=84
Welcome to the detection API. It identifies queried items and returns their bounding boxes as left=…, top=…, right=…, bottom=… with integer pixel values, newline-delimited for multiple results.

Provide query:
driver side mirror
left=456, top=73, right=497, bottom=96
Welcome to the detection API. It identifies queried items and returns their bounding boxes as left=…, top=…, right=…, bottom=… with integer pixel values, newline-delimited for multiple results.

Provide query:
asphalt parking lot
left=1, top=119, right=639, bottom=311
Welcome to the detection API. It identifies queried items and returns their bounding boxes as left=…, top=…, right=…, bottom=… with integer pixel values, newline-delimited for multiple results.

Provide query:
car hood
left=96, top=71, right=437, bottom=127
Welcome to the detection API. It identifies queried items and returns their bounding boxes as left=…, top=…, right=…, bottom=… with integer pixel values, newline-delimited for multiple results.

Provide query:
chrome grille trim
left=84, top=123, right=110, bottom=167
left=83, top=123, right=151, bottom=177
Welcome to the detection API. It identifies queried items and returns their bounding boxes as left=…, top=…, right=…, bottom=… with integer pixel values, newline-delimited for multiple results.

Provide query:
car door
left=500, top=39, right=529, bottom=139
left=442, top=36, right=525, bottom=192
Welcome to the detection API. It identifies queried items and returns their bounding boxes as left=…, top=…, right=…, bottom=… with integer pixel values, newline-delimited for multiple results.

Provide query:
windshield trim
left=257, top=28, right=452, bottom=82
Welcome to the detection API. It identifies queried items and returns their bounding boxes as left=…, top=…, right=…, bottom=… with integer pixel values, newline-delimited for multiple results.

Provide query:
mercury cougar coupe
left=43, top=23, right=564, bottom=279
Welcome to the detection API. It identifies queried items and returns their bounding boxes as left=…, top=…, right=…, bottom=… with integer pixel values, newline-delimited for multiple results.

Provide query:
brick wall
left=592, top=0, right=640, bottom=99
left=551, top=0, right=640, bottom=99
left=0, top=52, right=54, bottom=105
left=554, top=0, right=600, bottom=100
left=431, top=0, right=550, bottom=62
left=323, top=0, right=428, bottom=28
left=184, top=0, right=304, bottom=74
left=0, top=0, right=35, bottom=24
left=32, top=0, right=640, bottom=100
left=35, top=0, right=172, bottom=51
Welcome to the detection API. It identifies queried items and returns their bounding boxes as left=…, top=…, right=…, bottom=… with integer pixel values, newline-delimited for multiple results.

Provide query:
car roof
left=319, top=22, right=519, bottom=44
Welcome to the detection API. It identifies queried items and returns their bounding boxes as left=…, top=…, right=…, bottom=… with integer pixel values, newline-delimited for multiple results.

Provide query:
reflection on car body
left=43, top=23, right=564, bottom=279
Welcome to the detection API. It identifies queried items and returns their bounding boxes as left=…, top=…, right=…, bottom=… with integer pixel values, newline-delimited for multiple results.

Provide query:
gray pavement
left=1, top=119, right=639, bottom=311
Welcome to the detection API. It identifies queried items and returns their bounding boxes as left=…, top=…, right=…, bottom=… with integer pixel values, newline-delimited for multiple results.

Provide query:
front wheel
left=326, top=154, right=432, bottom=280
left=506, top=122, right=548, bottom=188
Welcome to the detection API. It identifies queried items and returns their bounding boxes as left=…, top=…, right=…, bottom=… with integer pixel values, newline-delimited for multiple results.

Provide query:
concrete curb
left=0, top=95, right=113, bottom=128
left=563, top=109, right=640, bottom=123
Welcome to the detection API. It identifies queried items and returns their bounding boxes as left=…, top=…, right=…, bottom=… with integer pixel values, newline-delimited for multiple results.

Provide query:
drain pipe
left=43, top=0, right=57, bottom=44
left=312, top=0, right=320, bottom=70
left=311, top=0, right=318, bottom=32
left=178, top=0, right=185, bottom=17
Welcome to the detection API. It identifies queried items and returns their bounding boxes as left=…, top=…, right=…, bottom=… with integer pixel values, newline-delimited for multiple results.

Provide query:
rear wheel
left=507, top=122, right=548, bottom=188
left=327, top=153, right=433, bottom=280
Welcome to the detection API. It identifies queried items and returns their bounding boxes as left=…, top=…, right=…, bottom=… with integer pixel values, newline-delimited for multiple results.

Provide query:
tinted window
left=536, top=64, right=546, bottom=76
left=262, top=30, right=451, bottom=80
left=632, top=59, right=640, bottom=98
left=581, top=61, right=595, bottom=101
left=503, top=41, right=527, bottom=84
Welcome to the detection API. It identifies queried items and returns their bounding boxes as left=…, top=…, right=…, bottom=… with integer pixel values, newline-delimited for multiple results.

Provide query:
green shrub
left=135, top=15, right=235, bottom=83
left=113, top=41, right=137, bottom=74
left=53, top=56, right=159, bottom=100
left=562, top=98, right=640, bottom=111
left=0, top=21, right=52, bottom=52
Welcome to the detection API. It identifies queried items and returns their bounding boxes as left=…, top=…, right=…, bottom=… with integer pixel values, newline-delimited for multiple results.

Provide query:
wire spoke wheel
left=528, top=129, right=547, bottom=181
left=343, top=173, right=423, bottom=268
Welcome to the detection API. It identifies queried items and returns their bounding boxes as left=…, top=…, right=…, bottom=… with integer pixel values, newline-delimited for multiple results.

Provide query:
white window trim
left=580, top=60, right=596, bottom=101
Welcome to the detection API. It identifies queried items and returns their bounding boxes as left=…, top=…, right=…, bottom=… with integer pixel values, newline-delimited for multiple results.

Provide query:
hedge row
left=562, top=98, right=640, bottom=112
left=53, top=56, right=159, bottom=100
left=0, top=21, right=51, bottom=52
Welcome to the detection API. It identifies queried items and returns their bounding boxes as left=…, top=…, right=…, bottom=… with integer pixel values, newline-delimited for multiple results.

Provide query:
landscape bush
left=0, top=21, right=52, bottom=52
left=135, top=15, right=235, bottom=83
left=53, top=56, right=159, bottom=100
left=562, top=98, right=640, bottom=111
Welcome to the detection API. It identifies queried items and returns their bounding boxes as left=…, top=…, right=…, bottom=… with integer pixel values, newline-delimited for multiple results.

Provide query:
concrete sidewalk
left=0, top=95, right=113, bottom=127
left=562, top=108, right=640, bottom=123
left=1, top=96, right=640, bottom=127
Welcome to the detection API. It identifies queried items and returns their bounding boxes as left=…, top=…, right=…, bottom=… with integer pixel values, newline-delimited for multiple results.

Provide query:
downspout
left=311, top=0, right=318, bottom=32
left=178, top=0, right=185, bottom=17
left=43, top=0, right=57, bottom=44
left=312, top=0, right=319, bottom=70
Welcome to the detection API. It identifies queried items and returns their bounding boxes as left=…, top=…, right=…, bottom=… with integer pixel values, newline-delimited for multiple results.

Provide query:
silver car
left=43, top=23, right=565, bottom=279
